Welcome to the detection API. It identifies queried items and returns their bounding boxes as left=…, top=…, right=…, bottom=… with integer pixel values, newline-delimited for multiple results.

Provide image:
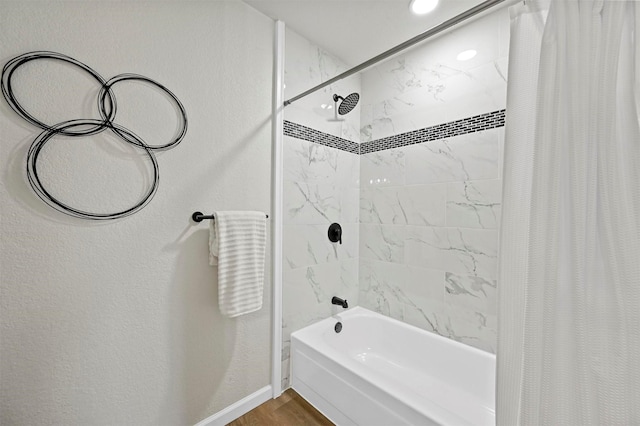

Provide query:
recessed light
left=409, top=0, right=439, bottom=15
left=456, top=49, right=477, bottom=61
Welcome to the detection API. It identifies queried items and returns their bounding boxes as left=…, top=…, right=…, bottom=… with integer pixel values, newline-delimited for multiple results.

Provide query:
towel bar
left=192, top=211, right=269, bottom=222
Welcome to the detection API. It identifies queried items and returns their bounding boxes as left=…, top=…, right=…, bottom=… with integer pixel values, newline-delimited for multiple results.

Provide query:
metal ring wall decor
left=1, top=51, right=188, bottom=220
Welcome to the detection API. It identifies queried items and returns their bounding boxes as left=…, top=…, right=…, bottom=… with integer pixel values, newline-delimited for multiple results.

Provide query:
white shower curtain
left=497, top=1, right=640, bottom=425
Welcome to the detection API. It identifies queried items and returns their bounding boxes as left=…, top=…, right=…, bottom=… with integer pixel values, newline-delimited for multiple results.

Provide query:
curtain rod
left=283, top=0, right=507, bottom=107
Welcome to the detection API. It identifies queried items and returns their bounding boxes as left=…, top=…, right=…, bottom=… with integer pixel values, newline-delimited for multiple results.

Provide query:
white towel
left=209, top=211, right=267, bottom=318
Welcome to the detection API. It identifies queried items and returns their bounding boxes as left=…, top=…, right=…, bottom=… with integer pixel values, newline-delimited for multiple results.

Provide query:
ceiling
left=244, top=0, right=486, bottom=66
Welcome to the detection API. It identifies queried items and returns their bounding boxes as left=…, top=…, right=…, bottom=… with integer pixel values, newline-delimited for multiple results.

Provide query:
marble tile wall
left=360, top=7, right=509, bottom=142
left=280, top=7, right=509, bottom=388
left=282, top=136, right=359, bottom=388
left=282, top=28, right=361, bottom=388
left=284, top=28, right=361, bottom=143
left=357, top=7, right=509, bottom=353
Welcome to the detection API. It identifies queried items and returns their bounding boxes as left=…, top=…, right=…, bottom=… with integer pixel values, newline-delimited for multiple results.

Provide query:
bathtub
left=290, top=306, right=495, bottom=426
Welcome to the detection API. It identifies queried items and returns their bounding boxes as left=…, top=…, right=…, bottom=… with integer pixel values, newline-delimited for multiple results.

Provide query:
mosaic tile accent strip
left=284, top=109, right=505, bottom=155
left=360, top=109, right=506, bottom=154
left=284, top=121, right=360, bottom=154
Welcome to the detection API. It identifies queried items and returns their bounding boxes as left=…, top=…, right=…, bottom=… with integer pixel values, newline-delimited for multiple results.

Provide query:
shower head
left=332, top=92, right=360, bottom=115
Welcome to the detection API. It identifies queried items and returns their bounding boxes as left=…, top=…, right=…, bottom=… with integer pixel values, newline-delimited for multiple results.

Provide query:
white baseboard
left=194, top=385, right=272, bottom=426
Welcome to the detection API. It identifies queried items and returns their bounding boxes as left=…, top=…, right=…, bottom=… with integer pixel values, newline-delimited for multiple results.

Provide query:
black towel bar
left=191, top=211, right=269, bottom=222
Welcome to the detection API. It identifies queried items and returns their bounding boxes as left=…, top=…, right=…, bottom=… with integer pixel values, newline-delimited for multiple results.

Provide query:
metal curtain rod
left=283, top=0, right=506, bottom=107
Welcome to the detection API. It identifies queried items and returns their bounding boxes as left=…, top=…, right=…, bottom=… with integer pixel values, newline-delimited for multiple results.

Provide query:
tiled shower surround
left=359, top=126, right=503, bottom=353
left=281, top=28, right=361, bottom=389
left=282, top=137, right=360, bottom=389
left=282, top=6, right=508, bottom=385
left=284, top=115, right=504, bottom=355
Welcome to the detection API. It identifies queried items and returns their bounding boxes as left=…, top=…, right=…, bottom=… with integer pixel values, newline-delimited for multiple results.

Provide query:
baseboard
left=193, top=385, right=272, bottom=426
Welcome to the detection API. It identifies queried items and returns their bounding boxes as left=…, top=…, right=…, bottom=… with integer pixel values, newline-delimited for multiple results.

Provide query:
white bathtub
left=290, top=306, right=496, bottom=426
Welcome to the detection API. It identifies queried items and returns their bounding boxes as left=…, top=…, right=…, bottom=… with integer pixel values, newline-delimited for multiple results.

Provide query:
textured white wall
left=0, top=1, right=273, bottom=425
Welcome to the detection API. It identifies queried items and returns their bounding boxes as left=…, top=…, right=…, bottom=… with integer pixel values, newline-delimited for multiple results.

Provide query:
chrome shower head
left=332, top=92, right=360, bottom=115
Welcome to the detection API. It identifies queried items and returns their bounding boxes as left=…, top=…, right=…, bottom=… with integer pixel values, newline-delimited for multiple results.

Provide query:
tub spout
left=332, top=296, right=348, bottom=309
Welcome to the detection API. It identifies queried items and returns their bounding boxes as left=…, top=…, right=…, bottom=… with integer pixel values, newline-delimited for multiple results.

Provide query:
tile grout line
left=283, top=109, right=505, bottom=155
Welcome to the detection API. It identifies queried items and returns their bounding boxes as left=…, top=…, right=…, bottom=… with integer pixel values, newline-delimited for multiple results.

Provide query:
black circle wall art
left=1, top=51, right=188, bottom=220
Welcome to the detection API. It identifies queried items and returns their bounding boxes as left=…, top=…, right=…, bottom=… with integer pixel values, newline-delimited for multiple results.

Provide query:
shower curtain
left=497, top=1, right=640, bottom=425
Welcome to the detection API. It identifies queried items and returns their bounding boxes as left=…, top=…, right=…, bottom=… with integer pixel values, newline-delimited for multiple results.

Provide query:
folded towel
left=209, top=211, right=267, bottom=318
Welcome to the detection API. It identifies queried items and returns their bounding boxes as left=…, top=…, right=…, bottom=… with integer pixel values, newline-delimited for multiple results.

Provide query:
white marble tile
left=405, top=226, right=498, bottom=280
left=339, top=258, right=360, bottom=305
left=281, top=358, right=290, bottom=390
left=341, top=119, right=360, bottom=144
left=369, top=100, right=400, bottom=139
left=284, top=136, right=340, bottom=183
left=284, top=260, right=358, bottom=321
left=284, top=28, right=360, bottom=142
left=496, top=56, right=509, bottom=84
left=404, top=266, right=445, bottom=301
left=408, top=10, right=502, bottom=72
left=284, top=224, right=334, bottom=270
left=369, top=68, right=506, bottom=139
left=337, top=154, right=360, bottom=189
left=359, top=259, right=450, bottom=336
left=283, top=223, right=358, bottom=270
left=402, top=184, right=447, bottom=226
left=284, top=27, right=347, bottom=96
left=358, top=259, right=408, bottom=319
left=463, top=59, right=508, bottom=107
left=339, top=109, right=361, bottom=145
left=360, top=224, right=405, bottom=263
left=281, top=303, right=333, bottom=386
left=372, top=58, right=437, bottom=99
left=442, top=303, right=497, bottom=353
left=284, top=178, right=340, bottom=224
left=360, top=187, right=407, bottom=225
left=368, top=99, right=403, bottom=140
left=401, top=298, right=449, bottom=336
left=343, top=150, right=361, bottom=188
left=282, top=261, right=360, bottom=346
left=283, top=263, right=338, bottom=311
left=446, top=179, right=502, bottom=229
left=360, top=104, right=373, bottom=143
left=497, top=126, right=505, bottom=180
left=287, top=260, right=360, bottom=312
left=401, top=298, right=496, bottom=353
left=405, top=129, right=500, bottom=184
left=360, top=149, right=406, bottom=188
left=358, top=238, right=497, bottom=355
left=337, top=222, right=359, bottom=260
left=284, top=29, right=320, bottom=95
left=361, top=8, right=502, bottom=103
left=340, top=188, right=360, bottom=223
left=444, top=272, right=497, bottom=316
left=360, top=184, right=446, bottom=227
left=359, top=190, right=377, bottom=224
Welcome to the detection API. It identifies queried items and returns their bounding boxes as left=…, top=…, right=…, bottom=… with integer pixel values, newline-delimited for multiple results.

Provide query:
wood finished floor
left=227, top=389, right=334, bottom=426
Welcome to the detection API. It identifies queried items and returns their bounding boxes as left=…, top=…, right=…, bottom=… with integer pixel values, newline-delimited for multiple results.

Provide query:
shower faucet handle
left=328, top=223, right=342, bottom=244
